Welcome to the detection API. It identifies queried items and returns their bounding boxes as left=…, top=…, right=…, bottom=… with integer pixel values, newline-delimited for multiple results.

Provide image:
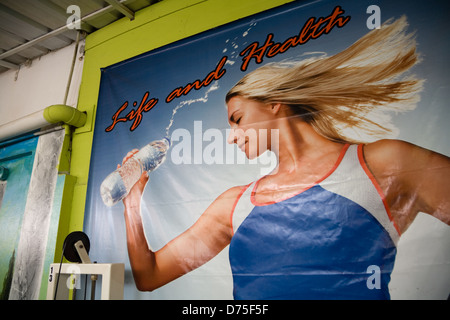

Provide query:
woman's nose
left=227, top=129, right=238, bottom=145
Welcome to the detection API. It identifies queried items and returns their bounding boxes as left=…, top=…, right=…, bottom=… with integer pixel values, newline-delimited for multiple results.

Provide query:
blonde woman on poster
left=119, top=18, right=450, bottom=299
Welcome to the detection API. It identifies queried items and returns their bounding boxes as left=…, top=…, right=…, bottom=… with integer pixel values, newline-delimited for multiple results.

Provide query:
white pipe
left=0, top=110, right=49, bottom=142
left=0, top=105, right=86, bottom=142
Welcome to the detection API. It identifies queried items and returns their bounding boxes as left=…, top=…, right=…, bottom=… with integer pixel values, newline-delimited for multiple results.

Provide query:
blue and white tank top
left=228, top=144, right=400, bottom=300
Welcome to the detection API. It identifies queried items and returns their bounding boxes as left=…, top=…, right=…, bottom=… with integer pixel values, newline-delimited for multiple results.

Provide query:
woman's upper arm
left=401, top=143, right=450, bottom=224
left=364, top=139, right=450, bottom=231
left=151, top=185, right=244, bottom=286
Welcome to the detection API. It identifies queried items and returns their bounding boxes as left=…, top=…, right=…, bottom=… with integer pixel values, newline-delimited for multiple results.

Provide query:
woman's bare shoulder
left=364, top=139, right=417, bottom=156
left=363, top=139, right=448, bottom=173
left=363, top=139, right=430, bottom=174
left=199, top=184, right=251, bottom=239
left=217, top=184, right=251, bottom=204
left=204, top=184, right=252, bottom=219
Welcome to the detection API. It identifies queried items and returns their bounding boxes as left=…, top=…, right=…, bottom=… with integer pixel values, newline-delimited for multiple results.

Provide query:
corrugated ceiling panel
left=0, top=0, right=162, bottom=74
left=1, top=0, right=68, bottom=30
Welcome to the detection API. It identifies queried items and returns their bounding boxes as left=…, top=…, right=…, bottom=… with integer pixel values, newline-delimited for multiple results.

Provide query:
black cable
left=53, top=240, right=67, bottom=300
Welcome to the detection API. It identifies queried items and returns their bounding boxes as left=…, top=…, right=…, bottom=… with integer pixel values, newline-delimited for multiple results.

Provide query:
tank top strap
left=230, top=181, right=256, bottom=236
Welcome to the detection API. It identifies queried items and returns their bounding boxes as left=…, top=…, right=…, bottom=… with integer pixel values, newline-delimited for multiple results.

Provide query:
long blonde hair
left=226, top=17, right=423, bottom=143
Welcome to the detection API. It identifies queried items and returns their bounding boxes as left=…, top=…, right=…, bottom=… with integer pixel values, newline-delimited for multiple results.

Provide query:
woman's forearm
left=123, top=198, right=159, bottom=291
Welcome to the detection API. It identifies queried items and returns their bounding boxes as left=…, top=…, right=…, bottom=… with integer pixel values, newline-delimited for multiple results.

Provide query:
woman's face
left=227, top=96, right=277, bottom=159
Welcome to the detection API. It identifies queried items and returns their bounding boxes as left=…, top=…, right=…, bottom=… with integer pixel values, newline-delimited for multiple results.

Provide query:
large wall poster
left=85, top=0, right=450, bottom=300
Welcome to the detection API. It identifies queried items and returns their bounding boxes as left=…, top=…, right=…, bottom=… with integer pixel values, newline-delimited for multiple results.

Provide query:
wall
left=0, top=40, right=84, bottom=129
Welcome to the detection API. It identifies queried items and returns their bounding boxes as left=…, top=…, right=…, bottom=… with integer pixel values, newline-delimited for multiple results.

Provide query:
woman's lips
left=238, top=141, right=248, bottom=152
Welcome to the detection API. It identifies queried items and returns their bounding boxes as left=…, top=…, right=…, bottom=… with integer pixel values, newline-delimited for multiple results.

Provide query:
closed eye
left=229, top=111, right=241, bottom=125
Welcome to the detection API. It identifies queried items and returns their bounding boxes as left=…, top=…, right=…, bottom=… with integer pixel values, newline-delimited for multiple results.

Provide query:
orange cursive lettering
left=240, top=6, right=350, bottom=71
left=105, top=91, right=158, bottom=132
left=166, top=56, right=227, bottom=103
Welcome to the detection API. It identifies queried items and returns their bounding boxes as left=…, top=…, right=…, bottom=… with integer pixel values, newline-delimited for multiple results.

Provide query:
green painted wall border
left=68, top=0, right=295, bottom=237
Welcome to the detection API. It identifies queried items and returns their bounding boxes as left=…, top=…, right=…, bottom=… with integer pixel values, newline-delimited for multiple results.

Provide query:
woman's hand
left=119, top=149, right=150, bottom=209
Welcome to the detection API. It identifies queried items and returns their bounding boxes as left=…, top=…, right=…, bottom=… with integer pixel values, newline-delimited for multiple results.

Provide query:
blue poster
left=85, top=0, right=450, bottom=300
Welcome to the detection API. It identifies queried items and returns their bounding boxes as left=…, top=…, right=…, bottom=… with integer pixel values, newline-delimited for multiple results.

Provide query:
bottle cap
left=163, top=136, right=171, bottom=147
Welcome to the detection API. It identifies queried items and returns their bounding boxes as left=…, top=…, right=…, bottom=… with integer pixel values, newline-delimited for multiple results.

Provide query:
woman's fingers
left=121, top=149, right=139, bottom=165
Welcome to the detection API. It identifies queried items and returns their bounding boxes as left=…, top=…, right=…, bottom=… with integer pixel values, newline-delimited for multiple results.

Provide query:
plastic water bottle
left=100, top=137, right=171, bottom=206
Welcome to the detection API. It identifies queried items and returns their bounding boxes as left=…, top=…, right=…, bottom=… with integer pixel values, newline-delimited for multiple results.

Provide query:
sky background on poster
left=84, top=0, right=450, bottom=299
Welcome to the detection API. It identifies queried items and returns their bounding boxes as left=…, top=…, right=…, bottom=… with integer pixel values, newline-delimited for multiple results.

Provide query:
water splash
left=165, top=81, right=220, bottom=137
left=223, top=20, right=257, bottom=67
left=164, top=21, right=257, bottom=137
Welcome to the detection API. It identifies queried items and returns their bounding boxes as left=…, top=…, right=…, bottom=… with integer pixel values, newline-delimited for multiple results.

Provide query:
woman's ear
left=270, top=103, right=282, bottom=115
